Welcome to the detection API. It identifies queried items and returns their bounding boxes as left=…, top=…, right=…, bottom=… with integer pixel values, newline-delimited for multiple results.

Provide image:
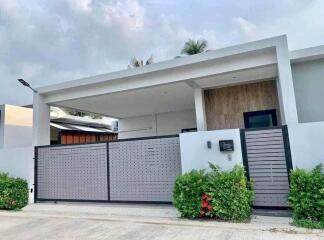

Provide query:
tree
left=128, top=55, right=154, bottom=68
left=181, top=39, right=208, bottom=55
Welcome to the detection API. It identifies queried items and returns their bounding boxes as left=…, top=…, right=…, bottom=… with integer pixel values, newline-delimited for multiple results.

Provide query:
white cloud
left=0, top=0, right=21, bottom=19
left=1, top=0, right=324, bottom=106
left=158, top=16, right=218, bottom=55
left=103, top=0, right=145, bottom=31
left=232, top=17, right=257, bottom=38
left=67, top=0, right=92, bottom=13
left=20, top=63, right=43, bottom=80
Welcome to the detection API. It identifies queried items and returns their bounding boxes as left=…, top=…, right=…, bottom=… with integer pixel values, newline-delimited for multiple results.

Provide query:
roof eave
left=36, top=35, right=286, bottom=94
left=290, top=45, right=324, bottom=63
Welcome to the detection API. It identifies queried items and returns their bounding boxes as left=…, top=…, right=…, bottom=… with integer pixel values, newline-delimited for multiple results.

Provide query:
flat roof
left=36, top=35, right=283, bottom=94
left=36, top=35, right=324, bottom=94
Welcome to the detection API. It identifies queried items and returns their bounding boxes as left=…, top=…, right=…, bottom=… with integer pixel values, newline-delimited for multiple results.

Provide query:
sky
left=0, top=0, right=324, bottom=106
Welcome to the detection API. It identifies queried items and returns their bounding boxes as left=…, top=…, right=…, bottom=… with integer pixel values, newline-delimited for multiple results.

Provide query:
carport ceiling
left=54, top=82, right=195, bottom=119
left=54, top=65, right=278, bottom=119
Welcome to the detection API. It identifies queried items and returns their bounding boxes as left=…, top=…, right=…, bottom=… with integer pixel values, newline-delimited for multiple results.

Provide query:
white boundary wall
left=0, top=105, right=33, bottom=148
left=118, top=110, right=196, bottom=139
left=179, top=129, right=243, bottom=173
left=0, top=147, right=34, bottom=203
left=288, top=122, right=324, bottom=170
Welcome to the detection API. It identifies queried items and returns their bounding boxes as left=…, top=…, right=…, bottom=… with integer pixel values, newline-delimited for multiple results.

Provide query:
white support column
left=194, top=88, right=207, bottom=131
left=276, top=37, right=299, bottom=124
left=33, top=93, right=50, bottom=146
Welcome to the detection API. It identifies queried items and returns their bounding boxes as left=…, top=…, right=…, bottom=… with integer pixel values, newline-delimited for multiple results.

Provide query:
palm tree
left=128, top=56, right=154, bottom=68
left=181, top=39, right=208, bottom=55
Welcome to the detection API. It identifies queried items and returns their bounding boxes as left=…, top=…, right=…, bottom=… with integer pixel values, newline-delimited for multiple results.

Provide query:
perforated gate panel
left=36, top=143, right=108, bottom=201
left=109, top=137, right=181, bottom=202
left=243, top=128, right=290, bottom=207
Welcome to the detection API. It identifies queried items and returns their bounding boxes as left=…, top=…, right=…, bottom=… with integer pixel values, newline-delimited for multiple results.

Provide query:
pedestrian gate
left=35, top=136, right=181, bottom=203
left=241, top=126, right=292, bottom=208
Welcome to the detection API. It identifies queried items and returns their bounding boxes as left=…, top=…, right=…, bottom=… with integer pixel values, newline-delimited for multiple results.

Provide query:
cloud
left=20, top=63, right=43, bottom=80
left=155, top=16, right=218, bottom=57
left=103, top=0, right=145, bottom=31
left=67, top=0, right=92, bottom=13
left=1, top=0, right=324, bottom=106
left=0, top=0, right=20, bottom=19
left=232, top=17, right=257, bottom=38
left=0, top=0, right=220, bottom=106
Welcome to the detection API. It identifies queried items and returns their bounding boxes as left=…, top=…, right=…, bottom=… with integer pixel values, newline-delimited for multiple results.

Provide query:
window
left=243, top=109, right=278, bottom=129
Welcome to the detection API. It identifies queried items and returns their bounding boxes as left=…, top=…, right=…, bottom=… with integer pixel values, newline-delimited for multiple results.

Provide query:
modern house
left=1, top=35, right=324, bottom=207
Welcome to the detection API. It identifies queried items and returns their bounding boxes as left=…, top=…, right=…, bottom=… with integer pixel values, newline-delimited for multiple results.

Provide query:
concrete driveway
left=0, top=203, right=322, bottom=240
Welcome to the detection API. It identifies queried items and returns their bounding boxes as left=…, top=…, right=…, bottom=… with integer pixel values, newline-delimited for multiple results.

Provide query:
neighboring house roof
left=50, top=107, right=117, bottom=132
left=50, top=122, right=115, bottom=133
left=290, top=45, right=324, bottom=63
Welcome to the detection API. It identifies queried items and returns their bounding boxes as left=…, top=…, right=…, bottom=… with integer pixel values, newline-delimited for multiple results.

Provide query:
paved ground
left=0, top=203, right=322, bottom=240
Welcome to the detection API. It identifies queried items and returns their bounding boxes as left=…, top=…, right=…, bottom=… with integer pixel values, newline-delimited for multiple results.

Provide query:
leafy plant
left=0, top=173, right=28, bottom=210
left=128, top=56, right=154, bottom=68
left=173, top=170, right=207, bottom=218
left=181, top=39, right=208, bottom=55
left=173, top=164, right=254, bottom=221
left=206, top=164, right=254, bottom=221
left=289, top=164, right=324, bottom=229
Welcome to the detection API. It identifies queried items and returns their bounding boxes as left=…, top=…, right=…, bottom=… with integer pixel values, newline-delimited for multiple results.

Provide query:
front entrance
left=240, top=126, right=292, bottom=208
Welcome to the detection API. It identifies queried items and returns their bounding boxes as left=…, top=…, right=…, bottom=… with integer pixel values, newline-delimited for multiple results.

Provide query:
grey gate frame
left=34, top=135, right=181, bottom=203
left=240, top=126, right=293, bottom=208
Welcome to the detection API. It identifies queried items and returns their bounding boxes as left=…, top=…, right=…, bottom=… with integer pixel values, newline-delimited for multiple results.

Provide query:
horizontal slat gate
left=35, top=136, right=181, bottom=203
left=242, top=127, right=291, bottom=208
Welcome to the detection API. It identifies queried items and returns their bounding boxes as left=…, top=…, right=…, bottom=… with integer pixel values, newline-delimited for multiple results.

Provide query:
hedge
left=173, top=170, right=207, bottom=218
left=289, top=165, right=324, bottom=229
left=173, top=164, right=254, bottom=221
left=0, top=173, right=28, bottom=210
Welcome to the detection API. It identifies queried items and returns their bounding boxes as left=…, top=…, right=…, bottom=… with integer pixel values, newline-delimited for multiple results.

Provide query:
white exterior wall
left=288, top=122, right=324, bottom=170
left=33, top=93, right=50, bottom=146
left=291, top=59, right=324, bottom=123
left=118, top=110, right=196, bottom=139
left=0, top=147, right=34, bottom=203
left=179, top=129, right=243, bottom=173
left=0, top=105, right=33, bottom=148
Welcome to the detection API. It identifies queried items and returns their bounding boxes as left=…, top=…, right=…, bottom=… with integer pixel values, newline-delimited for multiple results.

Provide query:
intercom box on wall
left=219, top=140, right=234, bottom=152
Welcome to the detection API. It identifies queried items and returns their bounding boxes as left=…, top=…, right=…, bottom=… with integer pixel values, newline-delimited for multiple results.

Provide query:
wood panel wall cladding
left=204, top=81, right=280, bottom=130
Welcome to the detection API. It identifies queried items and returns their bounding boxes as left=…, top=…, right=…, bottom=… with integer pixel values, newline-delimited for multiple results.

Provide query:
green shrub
left=173, top=164, right=254, bottom=221
left=173, top=170, right=206, bottom=218
left=206, top=164, right=254, bottom=221
left=289, top=165, right=324, bottom=229
left=0, top=173, right=28, bottom=210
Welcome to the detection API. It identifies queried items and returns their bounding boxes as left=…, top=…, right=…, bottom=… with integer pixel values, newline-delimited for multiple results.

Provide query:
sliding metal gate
left=240, top=126, right=292, bottom=208
left=35, top=135, right=181, bottom=203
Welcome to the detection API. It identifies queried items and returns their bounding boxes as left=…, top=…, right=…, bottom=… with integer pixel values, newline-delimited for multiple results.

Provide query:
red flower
left=200, top=193, right=213, bottom=217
